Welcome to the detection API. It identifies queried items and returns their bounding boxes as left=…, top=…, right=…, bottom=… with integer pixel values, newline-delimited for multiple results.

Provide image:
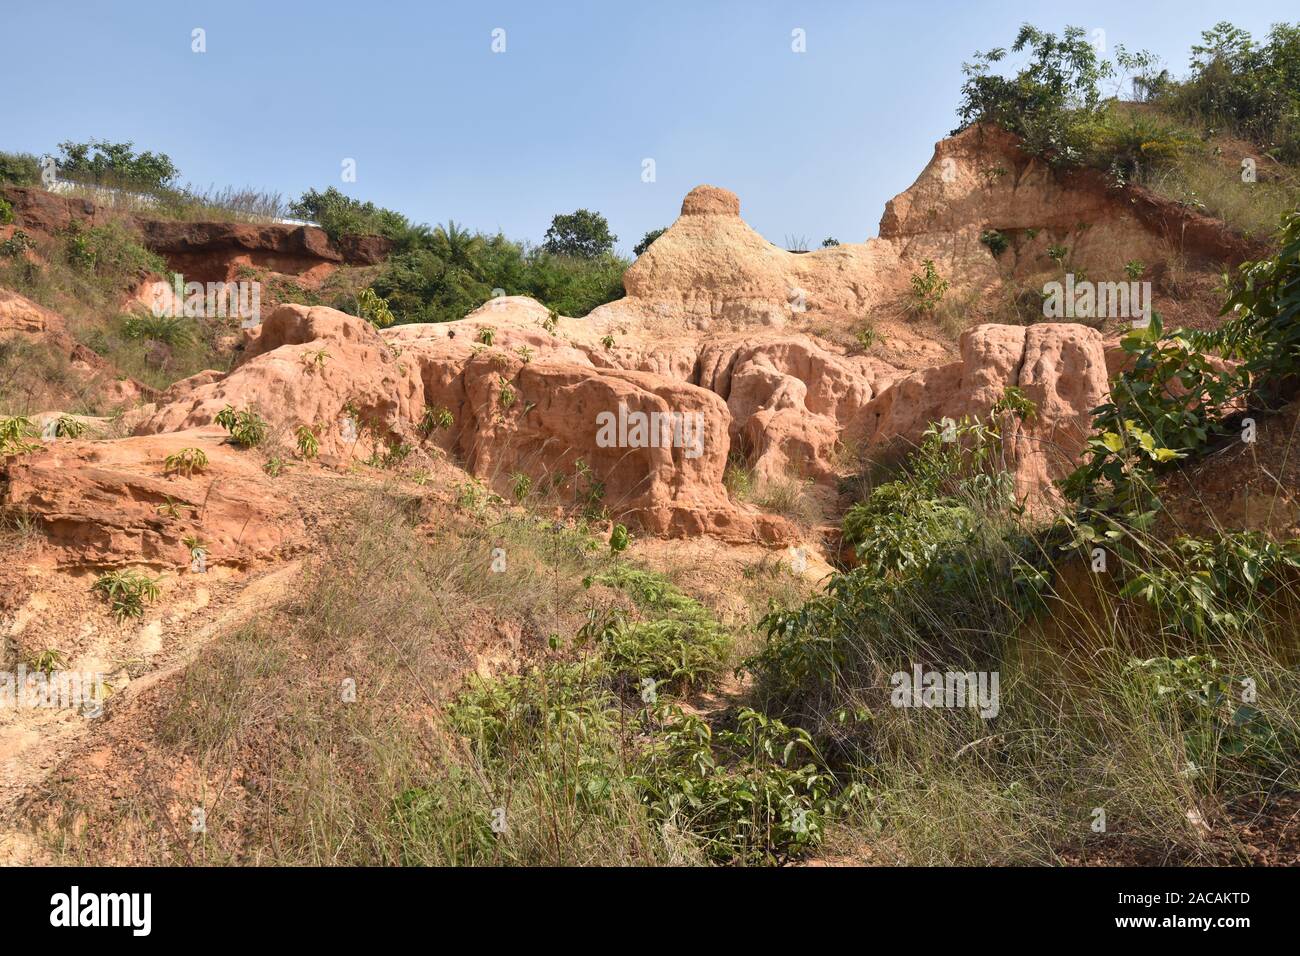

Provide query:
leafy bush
left=0, top=230, right=34, bottom=258
left=583, top=566, right=730, bottom=692
left=355, top=287, right=394, bottom=328
left=419, top=406, right=454, bottom=435
left=215, top=404, right=268, bottom=448
left=92, top=569, right=161, bottom=620
left=53, top=415, right=85, bottom=439
left=632, top=706, right=839, bottom=865
left=0, top=150, right=41, bottom=186
left=0, top=415, right=40, bottom=456
left=1164, top=22, right=1300, bottom=162
left=121, top=313, right=193, bottom=347
left=295, top=425, right=319, bottom=459
left=287, top=186, right=411, bottom=242
left=163, top=447, right=208, bottom=477
left=979, top=229, right=1009, bottom=256
left=907, top=258, right=949, bottom=314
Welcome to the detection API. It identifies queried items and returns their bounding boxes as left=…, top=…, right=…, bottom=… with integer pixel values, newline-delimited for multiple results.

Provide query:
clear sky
left=3, top=1, right=1295, bottom=253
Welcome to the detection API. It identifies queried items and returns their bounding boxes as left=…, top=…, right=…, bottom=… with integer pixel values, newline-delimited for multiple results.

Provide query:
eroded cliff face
left=1, top=126, right=1258, bottom=566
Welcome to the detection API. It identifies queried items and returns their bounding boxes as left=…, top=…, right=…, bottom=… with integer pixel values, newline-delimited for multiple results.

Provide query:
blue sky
left=3, top=1, right=1295, bottom=253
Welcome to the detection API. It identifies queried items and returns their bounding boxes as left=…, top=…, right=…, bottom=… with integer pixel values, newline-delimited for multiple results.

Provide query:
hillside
left=2, top=17, right=1300, bottom=871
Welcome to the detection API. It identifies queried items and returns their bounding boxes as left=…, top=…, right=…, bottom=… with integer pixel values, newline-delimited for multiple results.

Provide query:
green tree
left=633, top=227, right=666, bottom=257
left=542, top=209, right=617, bottom=259
left=56, top=140, right=179, bottom=190
left=955, top=24, right=1114, bottom=164
left=288, top=187, right=412, bottom=242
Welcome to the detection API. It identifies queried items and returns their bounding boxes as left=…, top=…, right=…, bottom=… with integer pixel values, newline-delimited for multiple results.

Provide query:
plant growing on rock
left=92, top=569, right=161, bottom=620
left=26, top=648, right=67, bottom=675
left=516, top=345, right=534, bottom=363
left=302, top=348, right=330, bottom=370
left=0, top=416, right=40, bottom=456
left=477, top=327, right=496, bottom=346
left=542, top=310, right=559, bottom=334
left=498, top=378, right=517, bottom=409
left=264, top=457, right=290, bottom=477
left=163, top=447, right=208, bottom=477
left=979, top=229, right=1009, bottom=257
left=295, top=425, right=320, bottom=459
left=907, top=259, right=949, bottom=315
left=215, top=404, right=268, bottom=448
left=53, top=415, right=86, bottom=439
left=600, top=333, right=616, bottom=349
left=419, top=406, right=454, bottom=435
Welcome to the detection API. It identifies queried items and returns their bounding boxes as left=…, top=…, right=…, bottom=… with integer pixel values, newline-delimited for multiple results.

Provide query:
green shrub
left=907, top=258, right=949, bottom=314
left=121, top=313, right=193, bottom=346
left=163, top=447, right=208, bottom=477
left=0, top=150, right=41, bottom=186
left=92, top=569, right=161, bottom=620
left=632, top=706, right=839, bottom=865
left=979, top=229, right=1009, bottom=257
left=215, top=404, right=268, bottom=448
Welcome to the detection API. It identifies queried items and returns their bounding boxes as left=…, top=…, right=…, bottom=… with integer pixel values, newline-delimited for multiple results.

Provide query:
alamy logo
left=595, top=404, right=704, bottom=459
left=890, top=665, right=1000, bottom=718
left=150, top=274, right=261, bottom=327
left=49, top=886, right=151, bottom=936
left=1042, top=276, right=1151, bottom=321
left=1, top=667, right=104, bottom=717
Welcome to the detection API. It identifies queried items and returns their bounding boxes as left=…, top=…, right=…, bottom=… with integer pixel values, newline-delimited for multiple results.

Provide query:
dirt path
left=0, top=560, right=302, bottom=864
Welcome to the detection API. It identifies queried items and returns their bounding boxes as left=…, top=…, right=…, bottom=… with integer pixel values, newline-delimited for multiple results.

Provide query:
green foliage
left=419, top=405, right=454, bottom=435
left=1166, top=22, right=1300, bottom=162
left=751, top=394, right=1045, bottom=704
left=632, top=706, right=839, bottom=865
left=542, top=209, right=617, bottom=259
left=0, top=195, right=12, bottom=225
left=295, top=425, right=319, bottom=459
left=0, top=415, right=40, bottom=456
left=26, top=648, right=67, bottom=675
left=121, top=313, right=193, bottom=347
left=0, top=150, right=41, bottom=186
left=53, top=414, right=85, bottom=439
left=163, top=447, right=208, bottom=477
left=92, top=569, right=161, bottom=620
left=287, top=186, right=411, bottom=242
left=1125, top=654, right=1296, bottom=781
left=59, top=221, right=166, bottom=282
left=583, top=566, right=730, bottom=692
left=979, top=229, right=1009, bottom=257
left=355, top=287, right=395, bottom=328
left=510, top=471, right=532, bottom=502
left=956, top=24, right=1113, bottom=164
left=56, top=139, right=179, bottom=191
left=476, top=326, right=495, bottom=345
left=633, top=227, right=666, bottom=257
left=0, top=229, right=34, bottom=258
left=498, top=378, right=516, bottom=409
left=1120, top=533, right=1300, bottom=637
left=821, top=237, right=841, bottom=247
left=609, top=523, right=631, bottom=554
left=215, top=404, right=268, bottom=448
left=907, top=258, right=949, bottom=314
